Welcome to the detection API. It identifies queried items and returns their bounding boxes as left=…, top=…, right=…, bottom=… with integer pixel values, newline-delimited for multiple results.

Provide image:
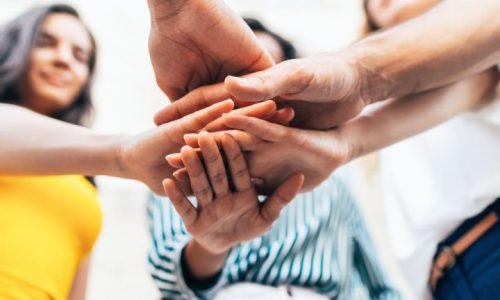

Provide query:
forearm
left=341, top=69, right=498, bottom=160
left=350, top=0, right=500, bottom=102
left=183, top=239, right=228, bottom=281
left=0, top=104, right=128, bottom=177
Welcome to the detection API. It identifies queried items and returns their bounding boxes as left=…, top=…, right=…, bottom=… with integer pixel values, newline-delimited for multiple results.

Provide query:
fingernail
left=251, top=177, right=264, bottom=186
left=229, top=76, right=248, bottom=86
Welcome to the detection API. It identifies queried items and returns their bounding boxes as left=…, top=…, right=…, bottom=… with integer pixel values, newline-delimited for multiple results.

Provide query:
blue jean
left=432, top=199, right=500, bottom=300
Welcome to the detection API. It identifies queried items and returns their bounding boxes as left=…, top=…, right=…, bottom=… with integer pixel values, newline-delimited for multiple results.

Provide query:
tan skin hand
left=164, top=132, right=304, bottom=254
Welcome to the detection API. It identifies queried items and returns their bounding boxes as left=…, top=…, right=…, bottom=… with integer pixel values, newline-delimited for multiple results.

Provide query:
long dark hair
left=244, top=18, right=297, bottom=60
left=0, top=4, right=97, bottom=126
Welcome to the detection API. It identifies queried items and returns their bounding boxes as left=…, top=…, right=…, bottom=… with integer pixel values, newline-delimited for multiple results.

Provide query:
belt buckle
left=440, top=246, right=456, bottom=270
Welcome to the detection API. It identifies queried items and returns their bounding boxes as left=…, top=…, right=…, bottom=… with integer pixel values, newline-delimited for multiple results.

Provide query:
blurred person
left=364, top=1, right=500, bottom=299
left=0, top=5, right=102, bottom=299
left=0, top=4, right=285, bottom=299
left=148, top=20, right=400, bottom=300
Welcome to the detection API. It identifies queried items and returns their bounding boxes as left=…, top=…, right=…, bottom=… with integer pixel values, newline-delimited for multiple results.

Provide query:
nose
left=52, top=44, right=73, bottom=69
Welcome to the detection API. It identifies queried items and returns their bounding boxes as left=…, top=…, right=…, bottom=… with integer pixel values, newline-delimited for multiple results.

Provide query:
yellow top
left=0, top=175, right=102, bottom=300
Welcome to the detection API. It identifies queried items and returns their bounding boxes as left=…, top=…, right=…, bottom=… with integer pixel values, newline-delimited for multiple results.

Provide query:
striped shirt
left=148, top=174, right=400, bottom=299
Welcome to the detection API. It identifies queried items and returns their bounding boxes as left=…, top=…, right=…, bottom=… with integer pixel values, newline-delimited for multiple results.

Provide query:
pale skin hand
left=222, top=0, right=500, bottom=129
left=163, top=132, right=304, bottom=279
left=169, top=69, right=498, bottom=195
left=147, top=0, right=274, bottom=100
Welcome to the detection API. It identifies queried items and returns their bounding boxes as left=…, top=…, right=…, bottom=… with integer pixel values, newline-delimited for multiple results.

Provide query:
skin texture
left=164, top=132, right=304, bottom=279
left=147, top=0, right=274, bottom=100
left=157, top=0, right=500, bottom=130
left=366, top=0, right=439, bottom=28
left=19, top=14, right=92, bottom=116
left=167, top=69, right=498, bottom=195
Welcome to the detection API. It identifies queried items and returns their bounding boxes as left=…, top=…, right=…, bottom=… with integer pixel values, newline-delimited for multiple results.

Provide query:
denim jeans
left=432, top=199, right=500, bottom=300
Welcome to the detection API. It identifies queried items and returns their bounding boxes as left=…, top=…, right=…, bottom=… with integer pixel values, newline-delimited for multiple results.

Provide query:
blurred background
left=0, top=0, right=415, bottom=299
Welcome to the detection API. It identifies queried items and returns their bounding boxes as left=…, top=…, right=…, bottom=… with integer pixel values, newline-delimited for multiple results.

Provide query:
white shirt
left=379, top=89, right=500, bottom=299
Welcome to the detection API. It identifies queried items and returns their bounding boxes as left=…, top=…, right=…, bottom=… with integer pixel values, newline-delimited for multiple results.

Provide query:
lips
left=40, top=72, right=72, bottom=87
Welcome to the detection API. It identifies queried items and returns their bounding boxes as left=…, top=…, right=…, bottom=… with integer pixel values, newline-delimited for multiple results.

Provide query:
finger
left=266, top=107, right=295, bottom=125
left=199, top=131, right=229, bottom=198
left=224, top=115, right=290, bottom=142
left=177, top=99, right=234, bottom=133
left=185, top=130, right=264, bottom=151
left=166, top=153, right=184, bottom=169
left=221, top=134, right=252, bottom=192
left=173, top=168, right=187, bottom=182
left=261, top=173, right=304, bottom=223
left=202, top=100, right=277, bottom=132
left=163, top=178, right=197, bottom=226
left=154, top=83, right=230, bottom=125
left=160, top=100, right=234, bottom=145
left=181, top=145, right=213, bottom=207
left=224, top=60, right=314, bottom=103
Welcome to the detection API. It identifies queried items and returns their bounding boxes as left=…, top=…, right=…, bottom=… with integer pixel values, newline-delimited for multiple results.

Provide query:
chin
left=36, top=89, right=77, bottom=113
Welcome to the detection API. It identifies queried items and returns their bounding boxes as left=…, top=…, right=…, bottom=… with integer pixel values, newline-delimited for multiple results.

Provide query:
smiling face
left=366, top=0, right=439, bottom=28
left=19, top=13, right=93, bottom=116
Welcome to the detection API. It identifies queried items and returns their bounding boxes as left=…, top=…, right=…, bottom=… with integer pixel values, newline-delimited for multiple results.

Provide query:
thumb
left=225, top=60, right=313, bottom=103
left=261, top=172, right=304, bottom=223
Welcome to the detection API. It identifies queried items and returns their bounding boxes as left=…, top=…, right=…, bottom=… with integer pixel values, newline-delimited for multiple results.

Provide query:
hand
left=224, top=54, right=374, bottom=129
left=147, top=0, right=274, bottom=100
left=153, top=83, right=295, bottom=129
left=164, top=132, right=304, bottom=254
left=172, top=115, right=352, bottom=195
left=116, top=100, right=234, bottom=195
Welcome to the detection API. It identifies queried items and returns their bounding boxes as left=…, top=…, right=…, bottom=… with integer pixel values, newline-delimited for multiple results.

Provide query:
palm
left=148, top=0, right=273, bottom=100
left=186, top=189, right=272, bottom=254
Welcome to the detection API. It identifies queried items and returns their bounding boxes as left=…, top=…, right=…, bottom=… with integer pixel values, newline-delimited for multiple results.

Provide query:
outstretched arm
left=175, top=69, right=498, bottom=194
left=147, top=0, right=274, bottom=100
left=0, top=101, right=233, bottom=194
left=223, top=0, right=500, bottom=128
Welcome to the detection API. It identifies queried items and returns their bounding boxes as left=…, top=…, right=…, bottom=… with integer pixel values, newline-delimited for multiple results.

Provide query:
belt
left=429, top=211, right=498, bottom=291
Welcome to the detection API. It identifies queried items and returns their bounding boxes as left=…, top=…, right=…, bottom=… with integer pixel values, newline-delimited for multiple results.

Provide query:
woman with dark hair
left=0, top=5, right=101, bottom=299
left=243, top=18, right=296, bottom=62
left=0, top=4, right=96, bottom=125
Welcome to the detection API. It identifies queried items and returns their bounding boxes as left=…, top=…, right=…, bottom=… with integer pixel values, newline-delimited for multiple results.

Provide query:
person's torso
left=0, top=175, right=102, bottom=300
left=379, top=94, right=500, bottom=298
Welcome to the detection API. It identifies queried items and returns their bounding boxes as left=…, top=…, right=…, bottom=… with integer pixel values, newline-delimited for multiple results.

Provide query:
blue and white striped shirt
left=148, top=174, right=400, bottom=299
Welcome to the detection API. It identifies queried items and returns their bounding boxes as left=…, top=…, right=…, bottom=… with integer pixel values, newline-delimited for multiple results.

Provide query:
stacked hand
left=164, top=131, right=304, bottom=254
left=166, top=114, right=352, bottom=195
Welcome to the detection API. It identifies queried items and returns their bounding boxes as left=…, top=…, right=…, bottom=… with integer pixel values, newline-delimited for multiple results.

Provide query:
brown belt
left=429, top=212, right=498, bottom=291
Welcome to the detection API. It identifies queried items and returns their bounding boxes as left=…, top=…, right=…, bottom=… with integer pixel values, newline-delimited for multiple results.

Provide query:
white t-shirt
left=379, top=89, right=500, bottom=299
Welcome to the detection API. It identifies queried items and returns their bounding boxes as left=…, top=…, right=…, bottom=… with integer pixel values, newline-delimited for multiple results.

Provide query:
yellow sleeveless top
left=0, top=175, right=102, bottom=300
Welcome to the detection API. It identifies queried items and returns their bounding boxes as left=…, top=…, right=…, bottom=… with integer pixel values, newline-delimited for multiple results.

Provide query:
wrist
left=184, top=239, right=229, bottom=280
left=148, top=0, right=188, bottom=27
left=99, top=134, right=134, bottom=179
left=342, top=42, right=393, bottom=105
left=334, top=122, right=363, bottom=164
